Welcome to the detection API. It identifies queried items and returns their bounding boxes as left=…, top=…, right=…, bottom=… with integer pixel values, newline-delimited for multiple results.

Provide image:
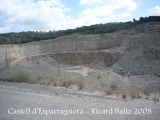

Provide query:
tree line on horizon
left=0, top=16, right=160, bottom=44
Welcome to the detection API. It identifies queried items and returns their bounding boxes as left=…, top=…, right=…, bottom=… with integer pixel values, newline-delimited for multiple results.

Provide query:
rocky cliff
left=0, top=22, right=160, bottom=76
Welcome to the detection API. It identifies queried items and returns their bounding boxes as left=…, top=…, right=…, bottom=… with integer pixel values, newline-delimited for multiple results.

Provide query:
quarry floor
left=0, top=81, right=160, bottom=120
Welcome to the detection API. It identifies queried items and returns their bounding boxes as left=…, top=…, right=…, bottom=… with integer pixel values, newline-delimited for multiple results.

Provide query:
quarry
left=0, top=22, right=160, bottom=120
left=0, top=22, right=160, bottom=95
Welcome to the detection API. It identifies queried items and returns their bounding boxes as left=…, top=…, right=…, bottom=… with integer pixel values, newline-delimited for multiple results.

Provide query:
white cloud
left=0, top=0, right=138, bottom=33
left=148, top=5, right=160, bottom=15
left=79, top=0, right=137, bottom=25
left=0, top=26, right=11, bottom=33
left=0, top=0, right=73, bottom=33
left=79, top=0, right=102, bottom=5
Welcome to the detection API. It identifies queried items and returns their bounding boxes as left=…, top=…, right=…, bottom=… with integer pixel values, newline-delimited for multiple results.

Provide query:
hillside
left=0, top=16, right=160, bottom=44
left=0, top=22, right=160, bottom=101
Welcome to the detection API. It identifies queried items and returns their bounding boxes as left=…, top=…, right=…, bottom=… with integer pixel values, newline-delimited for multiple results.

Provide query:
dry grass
left=6, top=70, right=85, bottom=91
left=7, top=72, right=30, bottom=83
left=59, top=80, right=74, bottom=88
left=153, top=93, right=159, bottom=104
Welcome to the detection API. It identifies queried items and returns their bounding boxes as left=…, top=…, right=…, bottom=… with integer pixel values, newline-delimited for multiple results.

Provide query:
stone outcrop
left=0, top=22, right=160, bottom=70
left=11, top=50, right=122, bottom=67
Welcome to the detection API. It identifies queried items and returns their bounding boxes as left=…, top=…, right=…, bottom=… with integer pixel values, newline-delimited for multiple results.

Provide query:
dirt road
left=0, top=81, right=160, bottom=120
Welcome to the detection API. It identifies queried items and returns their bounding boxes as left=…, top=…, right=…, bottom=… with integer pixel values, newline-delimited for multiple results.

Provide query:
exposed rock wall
left=0, top=44, right=42, bottom=59
left=39, top=33, right=123, bottom=53
left=12, top=50, right=122, bottom=67
left=0, top=33, right=122, bottom=59
left=0, top=22, right=160, bottom=69
left=1, top=27, right=159, bottom=61
left=0, top=33, right=123, bottom=68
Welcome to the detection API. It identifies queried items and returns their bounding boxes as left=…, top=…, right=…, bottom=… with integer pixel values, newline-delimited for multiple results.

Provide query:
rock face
left=0, top=44, right=42, bottom=61
left=0, top=32, right=124, bottom=68
left=0, top=33, right=123, bottom=59
left=12, top=50, right=122, bottom=67
left=0, top=23, right=160, bottom=99
left=0, top=22, right=160, bottom=76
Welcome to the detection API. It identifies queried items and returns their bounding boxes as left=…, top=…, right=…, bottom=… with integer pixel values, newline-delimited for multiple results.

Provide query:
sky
left=0, top=0, right=160, bottom=33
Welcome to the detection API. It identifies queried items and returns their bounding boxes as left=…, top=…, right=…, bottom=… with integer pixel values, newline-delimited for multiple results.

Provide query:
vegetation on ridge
left=0, top=16, right=160, bottom=44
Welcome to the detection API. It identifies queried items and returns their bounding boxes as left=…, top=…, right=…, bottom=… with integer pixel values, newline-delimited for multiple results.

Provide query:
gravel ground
left=0, top=81, right=160, bottom=120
